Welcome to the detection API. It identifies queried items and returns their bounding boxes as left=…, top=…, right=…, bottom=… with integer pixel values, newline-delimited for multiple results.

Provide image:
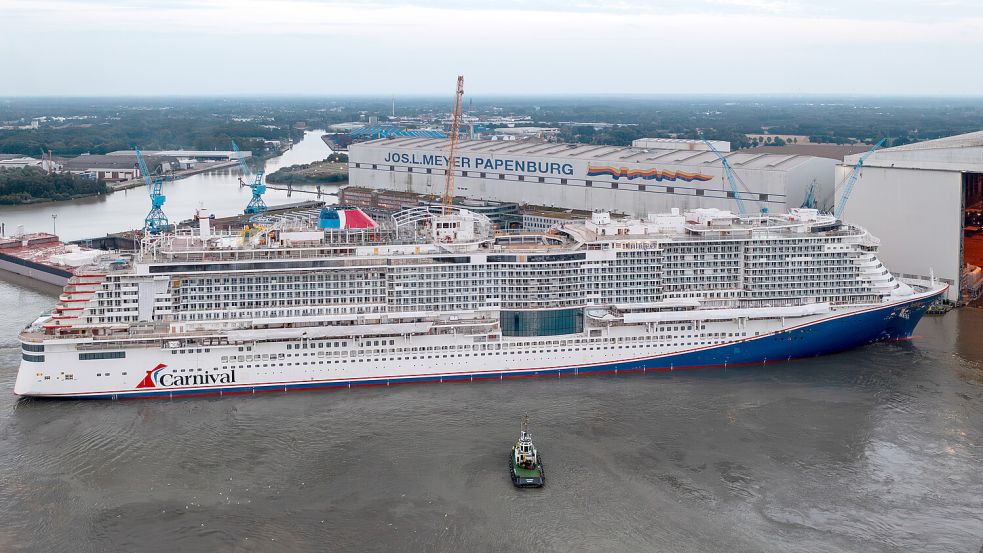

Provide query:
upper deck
left=79, top=206, right=868, bottom=278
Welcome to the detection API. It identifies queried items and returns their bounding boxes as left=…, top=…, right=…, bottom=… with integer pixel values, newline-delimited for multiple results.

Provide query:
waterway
left=0, top=272, right=981, bottom=551
left=0, top=130, right=339, bottom=242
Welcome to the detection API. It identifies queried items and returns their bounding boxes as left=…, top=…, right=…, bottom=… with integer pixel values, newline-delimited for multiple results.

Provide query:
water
left=0, top=274, right=981, bottom=552
left=0, top=130, right=338, bottom=242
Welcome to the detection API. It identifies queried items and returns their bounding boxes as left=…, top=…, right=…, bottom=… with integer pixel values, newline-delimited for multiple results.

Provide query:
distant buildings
left=493, top=127, right=560, bottom=140
left=58, top=155, right=142, bottom=182
left=0, top=154, right=46, bottom=171
left=105, top=150, right=248, bottom=162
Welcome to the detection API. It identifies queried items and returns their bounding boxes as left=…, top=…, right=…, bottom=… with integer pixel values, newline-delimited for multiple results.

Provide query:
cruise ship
left=15, top=205, right=946, bottom=399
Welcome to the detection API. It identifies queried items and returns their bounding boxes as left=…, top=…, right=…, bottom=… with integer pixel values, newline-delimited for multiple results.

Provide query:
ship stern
left=14, top=356, right=41, bottom=397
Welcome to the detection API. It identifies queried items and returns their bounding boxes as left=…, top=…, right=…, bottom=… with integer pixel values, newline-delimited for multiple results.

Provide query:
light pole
left=51, top=213, right=57, bottom=236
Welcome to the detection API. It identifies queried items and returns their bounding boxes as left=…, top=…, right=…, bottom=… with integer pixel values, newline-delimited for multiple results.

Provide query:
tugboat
left=510, top=415, right=545, bottom=488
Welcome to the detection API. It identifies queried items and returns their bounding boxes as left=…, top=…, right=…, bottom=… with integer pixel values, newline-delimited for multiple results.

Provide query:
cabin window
left=79, top=351, right=125, bottom=360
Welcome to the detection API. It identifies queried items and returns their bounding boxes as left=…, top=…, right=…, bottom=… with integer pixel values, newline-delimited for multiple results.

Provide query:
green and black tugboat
left=510, top=415, right=545, bottom=488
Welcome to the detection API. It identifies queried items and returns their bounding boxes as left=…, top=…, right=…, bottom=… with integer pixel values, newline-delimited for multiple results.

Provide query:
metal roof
left=349, top=126, right=447, bottom=139
left=106, top=150, right=246, bottom=158
left=58, top=155, right=141, bottom=170
left=845, top=130, right=983, bottom=172
left=355, top=137, right=822, bottom=172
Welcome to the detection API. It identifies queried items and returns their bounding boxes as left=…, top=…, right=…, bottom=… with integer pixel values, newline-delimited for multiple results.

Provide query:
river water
left=0, top=130, right=339, bottom=242
left=0, top=131, right=981, bottom=551
left=0, top=270, right=980, bottom=551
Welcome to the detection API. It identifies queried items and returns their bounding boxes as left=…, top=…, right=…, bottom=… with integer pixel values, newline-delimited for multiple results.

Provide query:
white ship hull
left=15, top=286, right=944, bottom=400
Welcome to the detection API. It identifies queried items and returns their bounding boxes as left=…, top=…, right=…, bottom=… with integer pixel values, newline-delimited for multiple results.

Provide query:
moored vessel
left=14, top=205, right=947, bottom=400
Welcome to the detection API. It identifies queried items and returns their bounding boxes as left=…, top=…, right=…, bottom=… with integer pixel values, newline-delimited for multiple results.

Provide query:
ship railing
left=18, top=330, right=46, bottom=343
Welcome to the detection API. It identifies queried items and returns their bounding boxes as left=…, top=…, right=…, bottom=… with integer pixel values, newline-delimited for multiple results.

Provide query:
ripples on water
left=0, top=277, right=981, bottom=552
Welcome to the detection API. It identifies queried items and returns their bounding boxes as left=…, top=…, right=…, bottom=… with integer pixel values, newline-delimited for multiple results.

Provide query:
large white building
left=348, top=137, right=836, bottom=217
left=835, top=131, right=983, bottom=303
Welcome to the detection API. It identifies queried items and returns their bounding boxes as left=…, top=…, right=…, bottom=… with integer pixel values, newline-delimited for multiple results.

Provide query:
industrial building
left=59, top=155, right=143, bottom=182
left=106, top=149, right=248, bottom=162
left=347, top=137, right=836, bottom=217
left=59, top=153, right=182, bottom=182
left=0, top=154, right=46, bottom=170
left=835, top=131, right=983, bottom=304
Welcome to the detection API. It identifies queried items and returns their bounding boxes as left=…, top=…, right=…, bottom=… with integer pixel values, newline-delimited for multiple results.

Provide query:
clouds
left=1, top=0, right=981, bottom=95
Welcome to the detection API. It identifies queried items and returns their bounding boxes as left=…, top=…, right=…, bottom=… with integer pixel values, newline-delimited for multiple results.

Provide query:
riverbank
left=0, top=166, right=108, bottom=205
left=266, top=158, right=348, bottom=185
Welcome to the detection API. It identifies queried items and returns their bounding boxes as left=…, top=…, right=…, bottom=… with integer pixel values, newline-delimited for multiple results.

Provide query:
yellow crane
left=442, top=75, right=465, bottom=214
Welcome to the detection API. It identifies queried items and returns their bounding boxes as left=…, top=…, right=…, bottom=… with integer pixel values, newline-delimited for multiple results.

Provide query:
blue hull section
left=45, top=290, right=942, bottom=400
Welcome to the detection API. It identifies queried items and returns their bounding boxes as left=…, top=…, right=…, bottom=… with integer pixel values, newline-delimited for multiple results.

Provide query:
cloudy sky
left=3, top=0, right=982, bottom=96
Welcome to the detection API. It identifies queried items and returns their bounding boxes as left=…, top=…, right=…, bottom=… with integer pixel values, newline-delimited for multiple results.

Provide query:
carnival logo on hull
left=135, top=363, right=236, bottom=389
left=136, top=364, right=167, bottom=388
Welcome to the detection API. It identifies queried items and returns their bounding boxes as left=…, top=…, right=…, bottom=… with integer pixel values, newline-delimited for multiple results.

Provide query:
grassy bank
left=266, top=154, right=348, bottom=185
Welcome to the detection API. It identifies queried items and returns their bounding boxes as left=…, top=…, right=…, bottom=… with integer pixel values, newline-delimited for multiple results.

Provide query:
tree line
left=0, top=166, right=106, bottom=204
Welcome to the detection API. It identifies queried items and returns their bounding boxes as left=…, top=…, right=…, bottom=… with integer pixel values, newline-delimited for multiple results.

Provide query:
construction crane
left=834, top=139, right=886, bottom=220
left=442, top=75, right=465, bottom=214
left=702, top=139, right=747, bottom=216
left=232, top=140, right=268, bottom=215
left=134, top=148, right=168, bottom=234
left=801, top=179, right=818, bottom=209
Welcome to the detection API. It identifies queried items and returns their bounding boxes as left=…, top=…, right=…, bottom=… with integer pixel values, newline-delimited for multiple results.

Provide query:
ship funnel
left=197, top=208, right=211, bottom=240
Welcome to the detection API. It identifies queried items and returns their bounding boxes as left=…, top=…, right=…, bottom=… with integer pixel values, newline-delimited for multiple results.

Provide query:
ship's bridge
left=392, top=206, right=495, bottom=252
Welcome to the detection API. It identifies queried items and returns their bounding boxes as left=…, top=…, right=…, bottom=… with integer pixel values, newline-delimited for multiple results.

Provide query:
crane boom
left=703, top=139, right=747, bottom=216
left=134, top=147, right=168, bottom=234
left=231, top=140, right=251, bottom=180
left=135, top=147, right=153, bottom=188
left=442, top=75, right=465, bottom=214
left=834, top=139, right=886, bottom=220
left=232, top=140, right=268, bottom=214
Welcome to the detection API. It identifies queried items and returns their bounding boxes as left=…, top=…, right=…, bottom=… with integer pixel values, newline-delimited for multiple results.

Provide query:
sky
left=2, top=0, right=982, bottom=96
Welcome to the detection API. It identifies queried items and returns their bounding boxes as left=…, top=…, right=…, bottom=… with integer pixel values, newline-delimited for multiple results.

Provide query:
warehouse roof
left=350, top=126, right=447, bottom=139
left=354, top=137, right=825, bottom=172
left=747, top=143, right=874, bottom=161
left=845, top=130, right=983, bottom=172
left=59, top=154, right=176, bottom=172
left=59, top=155, right=140, bottom=170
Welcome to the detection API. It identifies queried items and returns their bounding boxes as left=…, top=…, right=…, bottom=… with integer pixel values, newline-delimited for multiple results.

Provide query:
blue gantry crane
left=232, top=140, right=267, bottom=215
left=134, top=148, right=168, bottom=234
left=833, top=139, right=886, bottom=220
left=703, top=139, right=747, bottom=216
